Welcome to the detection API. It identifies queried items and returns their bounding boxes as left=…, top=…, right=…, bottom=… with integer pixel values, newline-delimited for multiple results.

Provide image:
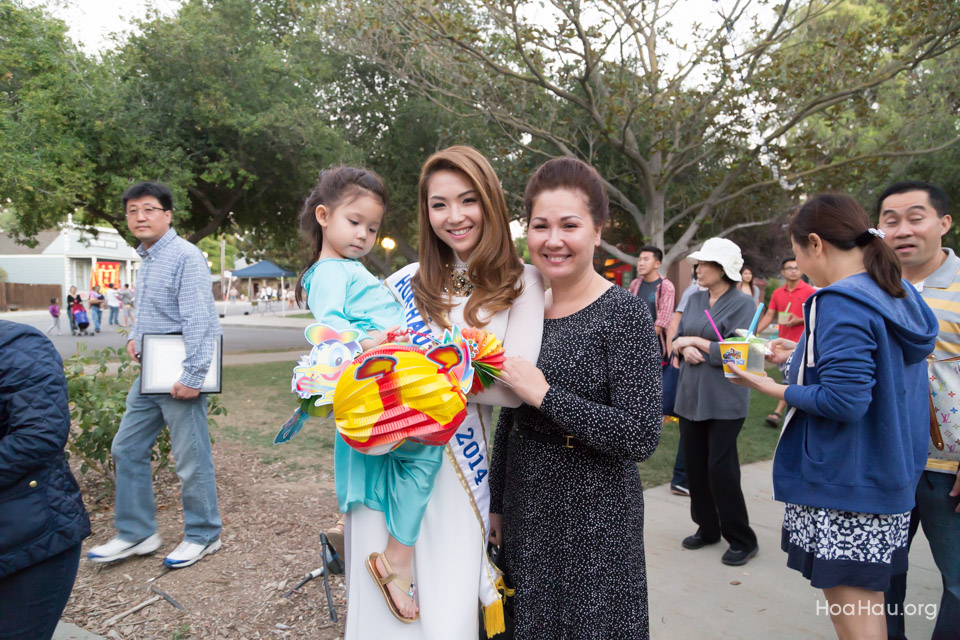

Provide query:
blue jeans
left=111, top=378, right=221, bottom=544
left=885, top=471, right=960, bottom=640
left=672, top=435, right=687, bottom=487
left=90, top=305, right=101, bottom=331
left=108, top=305, right=119, bottom=325
left=0, top=543, right=81, bottom=640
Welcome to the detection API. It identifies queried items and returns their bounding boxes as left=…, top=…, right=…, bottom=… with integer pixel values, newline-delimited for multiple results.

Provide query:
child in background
left=294, top=167, right=437, bottom=622
left=46, top=298, right=61, bottom=335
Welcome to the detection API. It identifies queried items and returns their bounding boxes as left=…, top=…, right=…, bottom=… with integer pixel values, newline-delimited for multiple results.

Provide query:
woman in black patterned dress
left=489, top=158, right=662, bottom=640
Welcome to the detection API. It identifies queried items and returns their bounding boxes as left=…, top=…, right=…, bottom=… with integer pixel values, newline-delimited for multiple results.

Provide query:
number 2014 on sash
left=455, top=427, right=487, bottom=485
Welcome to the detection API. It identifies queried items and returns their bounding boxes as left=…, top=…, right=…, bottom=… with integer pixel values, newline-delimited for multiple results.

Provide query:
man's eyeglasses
left=125, top=206, right=168, bottom=218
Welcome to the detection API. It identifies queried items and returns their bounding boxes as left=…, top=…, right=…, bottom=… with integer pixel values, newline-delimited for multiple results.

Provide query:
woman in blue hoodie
left=728, top=193, right=937, bottom=639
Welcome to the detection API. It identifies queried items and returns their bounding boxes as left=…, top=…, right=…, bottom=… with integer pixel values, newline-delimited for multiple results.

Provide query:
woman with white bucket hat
left=670, top=237, right=760, bottom=566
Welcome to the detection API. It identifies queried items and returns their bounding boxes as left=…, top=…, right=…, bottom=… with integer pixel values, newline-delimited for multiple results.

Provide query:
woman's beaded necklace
left=444, top=260, right=474, bottom=297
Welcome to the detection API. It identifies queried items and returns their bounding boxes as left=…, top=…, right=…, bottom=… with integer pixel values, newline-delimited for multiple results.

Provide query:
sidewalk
left=217, top=303, right=313, bottom=329
left=645, top=460, right=939, bottom=639
left=53, top=622, right=104, bottom=640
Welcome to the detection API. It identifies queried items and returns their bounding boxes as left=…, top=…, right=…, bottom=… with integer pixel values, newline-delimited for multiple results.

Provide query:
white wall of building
left=0, top=224, right=141, bottom=303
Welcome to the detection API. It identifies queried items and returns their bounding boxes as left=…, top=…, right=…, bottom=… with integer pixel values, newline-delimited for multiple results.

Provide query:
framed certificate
left=140, top=333, right=223, bottom=395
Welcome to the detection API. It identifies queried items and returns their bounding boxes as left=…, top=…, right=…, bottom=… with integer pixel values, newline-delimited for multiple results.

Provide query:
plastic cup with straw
left=743, top=303, right=768, bottom=375
left=707, top=307, right=762, bottom=378
left=779, top=302, right=792, bottom=326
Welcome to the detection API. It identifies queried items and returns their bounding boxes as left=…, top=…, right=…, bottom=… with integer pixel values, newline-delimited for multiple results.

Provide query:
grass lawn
left=216, top=360, right=337, bottom=480
left=216, top=361, right=783, bottom=489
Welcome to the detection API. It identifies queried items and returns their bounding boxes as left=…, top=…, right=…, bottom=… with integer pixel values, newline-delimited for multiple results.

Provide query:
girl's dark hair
left=295, top=167, right=389, bottom=307
left=524, top=157, right=609, bottom=226
left=789, top=193, right=905, bottom=298
left=50, top=297, right=57, bottom=304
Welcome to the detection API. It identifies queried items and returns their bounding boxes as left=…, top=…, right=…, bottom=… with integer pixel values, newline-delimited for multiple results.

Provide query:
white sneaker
left=87, top=534, right=162, bottom=563
left=163, top=538, right=222, bottom=569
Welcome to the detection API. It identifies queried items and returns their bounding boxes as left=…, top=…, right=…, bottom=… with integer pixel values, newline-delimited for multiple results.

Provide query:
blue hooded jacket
left=774, top=273, right=938, bottom=514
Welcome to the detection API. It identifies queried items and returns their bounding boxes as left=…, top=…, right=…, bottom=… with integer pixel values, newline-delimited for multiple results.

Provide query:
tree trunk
left=650, top=190, right=665, bottom=254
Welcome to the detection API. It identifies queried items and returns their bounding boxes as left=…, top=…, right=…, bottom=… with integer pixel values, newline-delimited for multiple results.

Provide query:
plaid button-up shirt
left=131, top=228, right=222, bottom=388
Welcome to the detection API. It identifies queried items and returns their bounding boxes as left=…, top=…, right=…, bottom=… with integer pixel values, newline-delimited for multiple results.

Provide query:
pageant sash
left=386, top=264, right=502, bottom=613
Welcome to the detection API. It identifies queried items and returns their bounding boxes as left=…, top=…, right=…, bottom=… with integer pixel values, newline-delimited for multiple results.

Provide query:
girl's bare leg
left=822, top=585, right=886, bottom=640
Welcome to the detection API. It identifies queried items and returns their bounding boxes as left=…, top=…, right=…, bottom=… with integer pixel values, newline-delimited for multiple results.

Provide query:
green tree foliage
left=197, top=235, right=240, bottom=274
left=0, top=0, right=97, bottom=245
left=108, top=0, right=351, bottom=244
left=323, top=0, right=960, bottom=266
left=1, top=0, right=351, bottom=252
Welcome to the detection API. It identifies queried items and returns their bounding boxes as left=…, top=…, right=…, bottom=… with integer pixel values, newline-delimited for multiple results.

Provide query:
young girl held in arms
left=295, top=167, right=440, bottom=623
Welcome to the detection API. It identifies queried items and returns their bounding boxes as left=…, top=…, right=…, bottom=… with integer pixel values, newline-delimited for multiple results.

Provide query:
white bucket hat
left=686, top=237, right=743, bottom=282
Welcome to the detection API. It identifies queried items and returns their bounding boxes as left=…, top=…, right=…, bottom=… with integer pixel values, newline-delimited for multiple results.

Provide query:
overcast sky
left=26, top=0, right=181, bottom=54
left=33, top=0, right=738, bottom=69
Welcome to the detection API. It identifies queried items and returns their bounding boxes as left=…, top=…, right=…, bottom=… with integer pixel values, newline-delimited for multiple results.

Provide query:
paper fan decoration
left=333, top=343, right=468, bottom=455
left=460, top=327, right=506, bottom=393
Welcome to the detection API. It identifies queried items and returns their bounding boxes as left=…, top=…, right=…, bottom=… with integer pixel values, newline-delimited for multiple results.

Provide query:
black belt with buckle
left=513, top=424, right=580, bottom=449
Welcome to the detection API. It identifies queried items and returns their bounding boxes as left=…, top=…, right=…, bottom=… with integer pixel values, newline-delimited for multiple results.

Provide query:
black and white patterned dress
left=489, top=286, right=662, bottom=639
left=782, top=504, right=910, bottom=591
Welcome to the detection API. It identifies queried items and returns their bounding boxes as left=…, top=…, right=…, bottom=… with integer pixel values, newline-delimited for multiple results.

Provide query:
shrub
left=63, top=343, right=226, bottom=479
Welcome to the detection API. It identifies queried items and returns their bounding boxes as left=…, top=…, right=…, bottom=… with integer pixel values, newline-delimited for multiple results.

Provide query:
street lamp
left=381, top=237, right=396, bottom=269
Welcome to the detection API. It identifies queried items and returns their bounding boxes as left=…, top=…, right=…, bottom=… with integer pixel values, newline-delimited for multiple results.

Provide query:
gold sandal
left=365, top=551, right=419, bottom=623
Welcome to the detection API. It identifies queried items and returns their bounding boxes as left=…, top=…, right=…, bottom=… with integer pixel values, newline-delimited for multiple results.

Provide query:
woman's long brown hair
left=411, top=146, right=523, bottom=329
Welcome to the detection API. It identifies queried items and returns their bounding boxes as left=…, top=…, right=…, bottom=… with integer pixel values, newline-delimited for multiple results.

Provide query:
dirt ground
left=63, top=437, right=347, bottom=640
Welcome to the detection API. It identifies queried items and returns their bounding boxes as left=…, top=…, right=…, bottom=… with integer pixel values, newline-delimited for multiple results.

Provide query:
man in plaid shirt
left=88, top=182, right=223, bottom=570
left=628, top=246, right=675, bottom=356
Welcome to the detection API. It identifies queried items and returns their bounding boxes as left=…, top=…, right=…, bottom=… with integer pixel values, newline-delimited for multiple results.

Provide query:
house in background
left=0, top=217, right=141, bottom=304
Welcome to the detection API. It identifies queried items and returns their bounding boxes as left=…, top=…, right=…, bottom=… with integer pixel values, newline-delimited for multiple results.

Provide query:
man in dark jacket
left=0, top=320, right=91, bottom=639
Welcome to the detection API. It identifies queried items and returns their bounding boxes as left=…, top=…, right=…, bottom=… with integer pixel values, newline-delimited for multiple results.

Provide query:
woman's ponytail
left=789, top=193, right=906, bottom=299
left=857, top=229, right=906, bottom=298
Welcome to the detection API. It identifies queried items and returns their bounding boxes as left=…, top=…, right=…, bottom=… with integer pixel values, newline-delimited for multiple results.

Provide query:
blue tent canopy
left=230, top=260, right=296, bottom=278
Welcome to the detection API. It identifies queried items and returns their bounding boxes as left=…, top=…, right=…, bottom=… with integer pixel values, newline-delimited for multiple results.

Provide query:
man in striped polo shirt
left=878, top=180, right=959, bottom=639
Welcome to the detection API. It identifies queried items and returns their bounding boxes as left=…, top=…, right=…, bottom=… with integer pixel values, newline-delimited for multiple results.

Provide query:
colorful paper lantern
left=334, top=343, right=468, bottom=455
